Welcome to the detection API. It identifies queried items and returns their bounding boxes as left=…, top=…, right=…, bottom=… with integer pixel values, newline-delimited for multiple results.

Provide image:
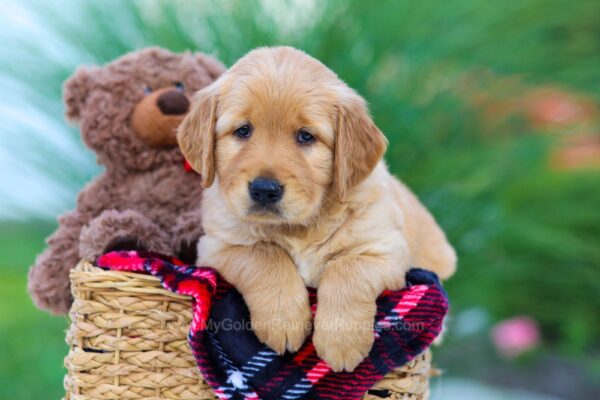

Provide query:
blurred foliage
left=1, top=0, right=599, bottom=397
left=0, top=222, right=66, bottom=399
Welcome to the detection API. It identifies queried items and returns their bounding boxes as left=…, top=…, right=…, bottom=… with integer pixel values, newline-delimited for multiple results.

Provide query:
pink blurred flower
left=523, top=88, right=596, bottom=127
left=491, top=316, right=540, bottom=358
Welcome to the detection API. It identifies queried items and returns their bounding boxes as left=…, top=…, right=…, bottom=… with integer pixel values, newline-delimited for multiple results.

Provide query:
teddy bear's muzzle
left=131, top=86, right=192, bottom=147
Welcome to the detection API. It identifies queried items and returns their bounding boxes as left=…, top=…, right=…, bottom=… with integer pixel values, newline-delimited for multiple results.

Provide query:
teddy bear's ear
left=63, top=66, right=98, bottom=121
left=194, top=53, right=226, bottom=80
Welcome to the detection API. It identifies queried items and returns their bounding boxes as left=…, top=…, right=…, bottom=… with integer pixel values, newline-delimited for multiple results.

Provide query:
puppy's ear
left=177, top=85, right=218, bottom=188
left=333, top=92, right=387, bottom=197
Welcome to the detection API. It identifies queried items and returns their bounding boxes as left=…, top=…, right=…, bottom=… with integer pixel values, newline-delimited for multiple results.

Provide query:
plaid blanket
left=97, top=250, right=448, bottom=400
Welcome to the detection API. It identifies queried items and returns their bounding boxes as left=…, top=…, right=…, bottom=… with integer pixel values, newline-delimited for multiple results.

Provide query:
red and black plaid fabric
left=97, top=250, right=448, bottom=400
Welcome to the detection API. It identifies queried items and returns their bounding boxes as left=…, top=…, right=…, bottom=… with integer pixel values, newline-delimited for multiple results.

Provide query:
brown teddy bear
left=28, top=48, right=225, bottom=315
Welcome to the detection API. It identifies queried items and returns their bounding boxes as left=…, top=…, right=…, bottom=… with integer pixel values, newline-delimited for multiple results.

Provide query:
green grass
left=0, top=223, right=67, bottom=399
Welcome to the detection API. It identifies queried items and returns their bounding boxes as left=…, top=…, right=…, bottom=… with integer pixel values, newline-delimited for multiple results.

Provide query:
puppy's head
left=178, top=47, right=387, bottom=225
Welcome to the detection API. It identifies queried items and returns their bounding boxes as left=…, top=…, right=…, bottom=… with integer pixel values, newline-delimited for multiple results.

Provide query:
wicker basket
left=64, top=260, right=435, bottom=400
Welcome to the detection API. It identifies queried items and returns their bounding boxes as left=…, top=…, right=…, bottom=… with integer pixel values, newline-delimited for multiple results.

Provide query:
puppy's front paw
left=313, top=301, right=376, bottom=372
left=246, top=285, right=312, bottom=354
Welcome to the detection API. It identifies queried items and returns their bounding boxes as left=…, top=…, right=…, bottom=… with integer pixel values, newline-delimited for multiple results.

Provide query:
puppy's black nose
left=249, top=178, right=283, bottom=205
left=156, top=90, right=190, bottom=115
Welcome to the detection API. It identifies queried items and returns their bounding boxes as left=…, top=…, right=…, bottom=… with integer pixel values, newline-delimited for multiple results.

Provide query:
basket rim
left=71, top=260, right=192, bottom=300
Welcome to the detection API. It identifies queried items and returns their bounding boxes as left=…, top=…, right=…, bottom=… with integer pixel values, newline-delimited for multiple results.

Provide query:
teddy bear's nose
left=156, top=90, right=190, bottom=115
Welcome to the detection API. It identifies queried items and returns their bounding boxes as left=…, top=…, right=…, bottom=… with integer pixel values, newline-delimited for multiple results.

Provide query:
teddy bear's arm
left=79, top=209, right=171, bottom=261
left=28, top=209, right=88, bottom=315
left=27, top=174, right=120, bottom=314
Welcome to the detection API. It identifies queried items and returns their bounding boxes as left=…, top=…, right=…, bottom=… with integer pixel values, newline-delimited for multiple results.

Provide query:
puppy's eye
left=297, top=129, right=315, bottom=145
left=234, top=124, right=252, bottom=139
left=174, top=82, right=185, bottom=91
left=143, top=85, right=153, bottom=94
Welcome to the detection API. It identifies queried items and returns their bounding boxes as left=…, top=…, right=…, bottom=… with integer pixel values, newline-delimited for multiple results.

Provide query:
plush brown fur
left=178, top=47, right=456, bottom=372
left=28, top=48, right=225, bottom=315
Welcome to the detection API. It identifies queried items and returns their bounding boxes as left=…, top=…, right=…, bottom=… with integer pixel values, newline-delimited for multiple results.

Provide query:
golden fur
left=178, top=46, right=456, bottom=372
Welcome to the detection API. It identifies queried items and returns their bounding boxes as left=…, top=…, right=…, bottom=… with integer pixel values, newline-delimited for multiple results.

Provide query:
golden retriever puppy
left=177, top=46, right=456, bottom=372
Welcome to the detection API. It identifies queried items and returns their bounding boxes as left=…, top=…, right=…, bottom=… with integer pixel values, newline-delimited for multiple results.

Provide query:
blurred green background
left=0, top=0, right=598, bottom=399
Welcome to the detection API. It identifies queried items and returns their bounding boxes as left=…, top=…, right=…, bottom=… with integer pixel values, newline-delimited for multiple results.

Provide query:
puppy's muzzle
left=249, top=177, right=283, bottom=206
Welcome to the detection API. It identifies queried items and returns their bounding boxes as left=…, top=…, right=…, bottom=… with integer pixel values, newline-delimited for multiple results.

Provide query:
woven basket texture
left=64, top=261, right=433, bottom=400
